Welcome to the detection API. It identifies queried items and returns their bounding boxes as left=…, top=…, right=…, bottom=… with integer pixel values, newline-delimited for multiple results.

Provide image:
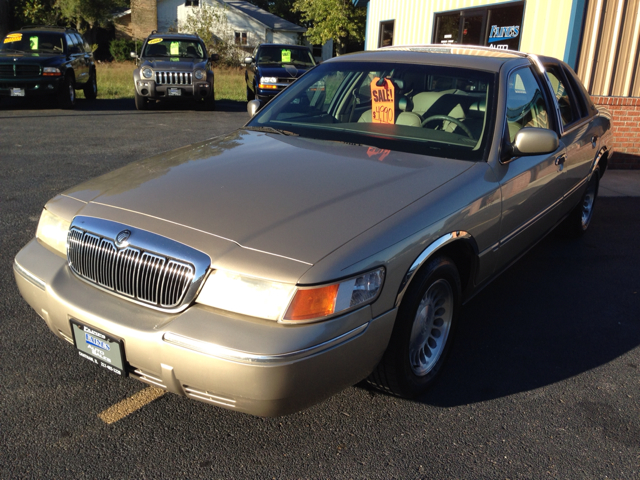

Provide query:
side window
left=75, top=33, right=90, bottom=53
left=506, top=67, right=551, bottom=143
left=545, top=66, right=578, bottom=127
left=65, top=34, right=79, bottom=54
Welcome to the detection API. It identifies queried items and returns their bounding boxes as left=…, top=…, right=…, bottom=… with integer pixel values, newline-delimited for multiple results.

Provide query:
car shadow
left=359, top=197, right=640, bottom=406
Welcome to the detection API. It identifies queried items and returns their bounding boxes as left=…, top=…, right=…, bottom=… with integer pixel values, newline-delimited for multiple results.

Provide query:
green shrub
left=109, top=39, right=137, bottom=62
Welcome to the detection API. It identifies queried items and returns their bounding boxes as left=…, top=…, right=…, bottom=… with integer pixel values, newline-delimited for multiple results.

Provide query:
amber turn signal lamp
left=284, top=284, right=339, bottom=321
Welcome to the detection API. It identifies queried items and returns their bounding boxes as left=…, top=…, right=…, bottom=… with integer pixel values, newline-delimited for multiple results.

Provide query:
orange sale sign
left=370, top=77, right=395, bottom=124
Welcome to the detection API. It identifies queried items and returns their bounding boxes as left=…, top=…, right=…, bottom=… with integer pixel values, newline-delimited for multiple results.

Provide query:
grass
left=77, top=61, right=246, bottom=102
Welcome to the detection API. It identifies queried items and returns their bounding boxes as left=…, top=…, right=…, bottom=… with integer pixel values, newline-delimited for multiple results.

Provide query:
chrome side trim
left=500, top=195, right=564, bottom=247
left=395, top=231, right=471, bottom=306
left=163, top=323, right=368, bottom=365
left=13, top=261, right=46, bottom=291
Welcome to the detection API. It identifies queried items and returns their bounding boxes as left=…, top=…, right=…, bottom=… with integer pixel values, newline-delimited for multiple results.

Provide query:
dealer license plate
left=11, top=88, right=25, bottom=97
left=70, top=319, right=127, bottom=376
left=168, top=88, right=181, bottom=96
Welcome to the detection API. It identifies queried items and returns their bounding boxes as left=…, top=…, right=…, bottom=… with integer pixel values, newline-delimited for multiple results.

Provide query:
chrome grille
left=277, top=77, right=297, bottom=85
left=68, top=227, right=195, bottom=309
left=155, top=71, right=192, bottom=85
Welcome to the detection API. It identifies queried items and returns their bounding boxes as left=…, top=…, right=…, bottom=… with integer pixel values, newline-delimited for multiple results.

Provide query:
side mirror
left=210, top=53, right=220, bottom=62
left=247, top=99, right=262, bottom=117
left=244, top=56, right=254, bottom=65
left=503, top=127, right=559, bottom=161
left=130, top=52, right=137, bottom=59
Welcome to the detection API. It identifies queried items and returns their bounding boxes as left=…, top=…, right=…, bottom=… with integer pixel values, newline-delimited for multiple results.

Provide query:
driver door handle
left=555, top=154, right=566, bottom=171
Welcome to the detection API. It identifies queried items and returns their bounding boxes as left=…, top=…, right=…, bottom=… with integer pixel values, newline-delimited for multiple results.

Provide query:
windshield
left=256, top=47, right=315, bottom=67
left=143, top=38, right=205, bottom=59
left=1, top=32, right=65, bottom=53
left=249, top=61, right=496, bottom=161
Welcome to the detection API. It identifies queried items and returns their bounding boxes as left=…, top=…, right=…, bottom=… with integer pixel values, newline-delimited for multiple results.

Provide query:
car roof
left=258, top=44, right=310, bottom=49
left=327, top=45, right=529, bottom=72
left=12, top=26, right=71, bottom=35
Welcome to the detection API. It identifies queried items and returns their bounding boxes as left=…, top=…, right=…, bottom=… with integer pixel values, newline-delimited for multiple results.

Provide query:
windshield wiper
left=244, top=126, right=298, bottom=136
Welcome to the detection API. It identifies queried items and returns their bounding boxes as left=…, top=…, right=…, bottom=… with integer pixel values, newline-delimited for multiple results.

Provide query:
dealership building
left=354, top=0, right=640, bottom=168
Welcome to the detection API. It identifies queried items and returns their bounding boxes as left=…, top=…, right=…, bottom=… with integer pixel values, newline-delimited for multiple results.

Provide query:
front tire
left=134, top=90, right=147, bottom=110
left=57, top=75, right=76, bottom=109
left=202, top=92, right=215, bottom=111
left=246, top=81, right=255, bottom=101
left=368, top=255, right=461, bottom=398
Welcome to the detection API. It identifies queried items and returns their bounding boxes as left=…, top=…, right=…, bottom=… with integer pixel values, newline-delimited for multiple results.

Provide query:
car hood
left=0, top=52, right=62, bottom=65
left=141, top=58, right=205, bottom=70
left=64, top=130, right=472, bottom=266
left=256, top=65, right=310, bottom=78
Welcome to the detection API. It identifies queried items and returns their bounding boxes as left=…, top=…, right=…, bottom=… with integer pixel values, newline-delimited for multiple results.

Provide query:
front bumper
left=135, top=80, right=213, bottom=101
left=0, top=76, right=64, bottom=97
left=14, top=238, right=396, bottom=416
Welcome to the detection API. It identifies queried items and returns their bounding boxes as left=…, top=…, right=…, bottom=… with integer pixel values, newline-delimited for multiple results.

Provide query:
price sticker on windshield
left=30, top=36, right=38, bottom=50
left=371, top=77, right=395, bottom=124
left=170, top=41, right=180, bottom=55
left=281, top=49, right=291, bottom=63
left=4, top=33, right=22, bottom=43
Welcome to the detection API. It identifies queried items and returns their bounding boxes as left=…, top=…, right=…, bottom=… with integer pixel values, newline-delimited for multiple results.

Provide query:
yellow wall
left=365, top=0, right=574, bottom=60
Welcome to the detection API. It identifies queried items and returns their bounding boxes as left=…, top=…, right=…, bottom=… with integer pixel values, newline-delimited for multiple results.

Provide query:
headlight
left=197, top=267, right=385, bottom=323
left=42, top=67, right=61, bottom=76
left=283, top=268, right=385, bottom=323
left=194, top=69, right=205, bottom=80
left=35, top=208, right=70, bottom=256
left=259, top=76, right=277, bottom=84
left=197, top=270, right=296, bottom=321
left=142, top=67, right=153, bottom=79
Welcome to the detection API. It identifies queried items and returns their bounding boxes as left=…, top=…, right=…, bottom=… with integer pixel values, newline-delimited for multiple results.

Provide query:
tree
left=293, top=0, right=365, bottom=55
left=56, top=0, right=129, bottom=30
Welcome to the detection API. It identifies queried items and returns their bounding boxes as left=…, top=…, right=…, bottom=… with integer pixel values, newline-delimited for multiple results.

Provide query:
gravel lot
left=1, top=98, right=639, bottom=479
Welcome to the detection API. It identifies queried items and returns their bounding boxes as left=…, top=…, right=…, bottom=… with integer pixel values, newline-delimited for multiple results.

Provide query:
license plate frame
left=168, top=88, right=181, bottom=96
left=70, top=319, right=127, bottom=377
left=11, top=88, right=25, bottom=97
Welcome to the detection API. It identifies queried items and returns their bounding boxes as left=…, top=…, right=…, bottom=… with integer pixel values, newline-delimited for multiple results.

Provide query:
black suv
left=245, top=44, right=316, bottom=102
left=132, top=32, right=216, bottom=110
left=0, top=26, right=96, bottom=108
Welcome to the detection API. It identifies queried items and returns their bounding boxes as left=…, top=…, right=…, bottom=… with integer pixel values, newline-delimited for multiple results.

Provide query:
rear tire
left=134, top=90, right=147, bottom=110
left=83, top=71, right=97, bottom=100
left=562, top=166, right=600, bottom=237
left=368, top=255, right=461, bottom=398
left=57, top=75, right=76, bottom=109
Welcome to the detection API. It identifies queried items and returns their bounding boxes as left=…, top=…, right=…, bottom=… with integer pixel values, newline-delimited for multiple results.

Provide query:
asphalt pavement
left=0, top=100, right=639, bottom=478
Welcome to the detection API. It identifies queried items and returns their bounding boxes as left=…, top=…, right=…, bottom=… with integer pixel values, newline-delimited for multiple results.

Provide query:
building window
left=433, top=2, right=524, bottom=51
left=235, top=32, right=248, bottom=45
left=185, top=0, right=199, bottom=6
left=379, top=20, right=394, bottom=48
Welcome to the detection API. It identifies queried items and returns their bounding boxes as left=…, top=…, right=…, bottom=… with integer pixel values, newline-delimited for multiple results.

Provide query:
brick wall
left=591, top=96, right=640, bottom=170
left=131, top=0, right=157, bottom=40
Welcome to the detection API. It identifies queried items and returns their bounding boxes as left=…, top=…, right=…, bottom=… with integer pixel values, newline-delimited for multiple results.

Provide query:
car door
left=544, top=61, right=600, bottom=215
left=74, top=33, right=91, bottom=84
left=494, top=65, right=567, bottom=271
left=65, top=33, right=85, bottom=84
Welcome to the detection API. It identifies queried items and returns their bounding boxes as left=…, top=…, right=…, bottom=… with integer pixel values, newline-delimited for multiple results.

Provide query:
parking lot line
left=98, top=386, right=165, bottom=424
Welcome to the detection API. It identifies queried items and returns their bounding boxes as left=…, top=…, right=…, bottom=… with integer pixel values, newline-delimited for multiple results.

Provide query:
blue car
left=245, top=43, right=316, bottom=102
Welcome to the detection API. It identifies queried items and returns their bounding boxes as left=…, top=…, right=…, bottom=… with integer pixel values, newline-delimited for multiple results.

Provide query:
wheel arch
left=395, top=232, right=478, bottom=307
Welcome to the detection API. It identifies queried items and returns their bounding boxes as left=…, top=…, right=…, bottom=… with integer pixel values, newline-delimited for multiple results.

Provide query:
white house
left=158, top=0, right=305, bottom=46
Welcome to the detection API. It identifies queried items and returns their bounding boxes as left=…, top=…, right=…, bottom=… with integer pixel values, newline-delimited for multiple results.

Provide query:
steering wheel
left=421, top=115, right=474, bottom=139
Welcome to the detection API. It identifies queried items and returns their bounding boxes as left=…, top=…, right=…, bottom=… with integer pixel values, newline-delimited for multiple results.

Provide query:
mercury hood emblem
left=115, top=230, right=132, bottom=248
